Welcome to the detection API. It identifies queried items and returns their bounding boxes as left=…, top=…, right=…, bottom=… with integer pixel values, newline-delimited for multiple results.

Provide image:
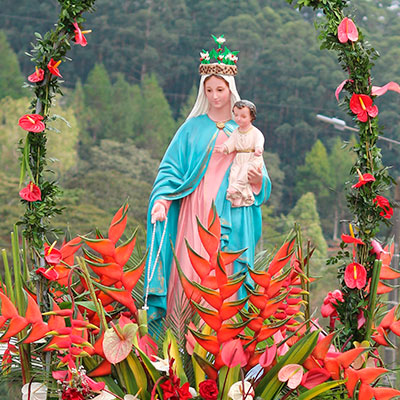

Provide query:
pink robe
left=166, top=129, right=235, bottom=313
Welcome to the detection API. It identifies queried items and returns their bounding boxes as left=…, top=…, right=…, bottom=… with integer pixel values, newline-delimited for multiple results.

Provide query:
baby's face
left=233, top=106, right=252, bottom=130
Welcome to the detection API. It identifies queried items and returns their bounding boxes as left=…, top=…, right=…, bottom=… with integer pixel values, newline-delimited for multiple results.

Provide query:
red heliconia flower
left=349, top=93, right=378, bottom=122
left=352, top=171, right=375, bottom=188
left=373, top=195, right=393, bottom=219
left=19, top=181, right=41, bottom=202
left=18, top=114, right=45, bottom=132
left=338, top=17, right=358, bottom=43
left=47, top=58, right=62, bottom=77
left=28, top=67, right=45, bottom=83
left=44, top=242, right=63, bottom=266
left=344, top=262, right=367, bottom=289
left=72, top=21, right=91, bottom=47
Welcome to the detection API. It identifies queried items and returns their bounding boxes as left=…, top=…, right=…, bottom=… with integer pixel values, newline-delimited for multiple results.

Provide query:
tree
left=285, top=192, right=328, bottom=263
left=0, top=30, right=24, bottom=99
left=134, top=74, right=176, bottom=159
left=82, top=63, right=113, bottom=144
left=295, top=139, right=333, bottom=234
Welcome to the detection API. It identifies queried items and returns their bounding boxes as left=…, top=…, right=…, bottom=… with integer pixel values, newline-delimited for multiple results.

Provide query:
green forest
left=1, top=0, right=400, bottom=300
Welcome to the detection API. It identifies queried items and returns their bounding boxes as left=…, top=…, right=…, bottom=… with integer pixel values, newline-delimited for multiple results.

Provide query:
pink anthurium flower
left=278, top=364, right=304, bottom=389
left=372, top=81, right=400, bottom=97
left=259, top=344, right=276, bottom=368
left=47, top=58, right=62, bottom=77
left=335, top=79, right=353, bottom=101
left=221, top=339, right=248, bottom=367
left=352, top=170, right=375, bottom=188
left=19, top=181, right=42, bottom=202
left=338, top=17, right=358, bottom=43
left=28, top=67, right=44, bottom=83
left=370, top=239, right=386, bottom=260
left=18, top=114, right=45, bottom=132
left=72, top=21, right=91, bottom=47
left=301, top=368, right=330, bottom=389
left=349, top=93, right=378, bottom=122
left=103, top=320, right=138, bottom=364
left=344, top=262, right=367, bottom=289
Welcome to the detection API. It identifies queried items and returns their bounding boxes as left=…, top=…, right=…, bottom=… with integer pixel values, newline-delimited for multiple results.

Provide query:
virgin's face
left=204, top=76, right=231, bottom=110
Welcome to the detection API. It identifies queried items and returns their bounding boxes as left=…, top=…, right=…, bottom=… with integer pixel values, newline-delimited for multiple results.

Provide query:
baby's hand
left=214, top=145, right=226, bottom=153
left=254, top=147, right=263, bottom=157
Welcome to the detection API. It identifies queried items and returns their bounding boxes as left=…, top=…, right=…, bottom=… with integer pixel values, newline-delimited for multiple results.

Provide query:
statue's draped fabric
left=145, top=114, right=271, bottom=322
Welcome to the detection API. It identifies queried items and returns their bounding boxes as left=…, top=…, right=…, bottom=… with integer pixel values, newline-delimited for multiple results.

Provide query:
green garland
left=19, top=0, right=96, bottom=261
left=287, top=0, right=394, bottom=347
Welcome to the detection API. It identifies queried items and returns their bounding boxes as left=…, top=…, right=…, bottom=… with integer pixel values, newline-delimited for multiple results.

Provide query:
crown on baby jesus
left=199, top=34, right=239, bottom=76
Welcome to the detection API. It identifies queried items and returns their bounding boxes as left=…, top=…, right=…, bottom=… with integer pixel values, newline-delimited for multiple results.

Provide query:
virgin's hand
left=248, top=165, right=263, bottom=186
left=151, top=202, right=167, bottom=224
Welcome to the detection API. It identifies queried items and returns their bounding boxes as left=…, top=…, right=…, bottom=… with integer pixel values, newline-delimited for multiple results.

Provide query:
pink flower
left=18, top=114, right=45, bottom=132
left=349, top=93, right=378, bottom=122
left=371, top=81, right=400, bottom=97
left=278, top=364, right=303, bottom=389
left=373, top=195, right=393, bottom=219
left=301, top=368, right=330, bottom=389
left=19, top=182, right=41, bottom=202
left=28, top=67, right=44, bottom=83
left=321, top=290, right=344, bottom=318
left=338, top=17, right=358, bottom=43
left=344, top=262, right=367, bottom=289
left=221, top=339, right=248, bottom=368
left=72, top=21, right=91, bottom=47
left=259, top=344, right=277, bottom=368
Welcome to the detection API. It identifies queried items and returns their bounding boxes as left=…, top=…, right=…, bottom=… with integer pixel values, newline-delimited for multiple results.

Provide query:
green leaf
left=298, top=380, right=346, bottom=400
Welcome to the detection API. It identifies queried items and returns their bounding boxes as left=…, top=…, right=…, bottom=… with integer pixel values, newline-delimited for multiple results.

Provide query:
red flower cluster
left=199, top=379, right=218, bottom=400
left=159, top=359, right=192, bottom=400
left=61, top=387, right=85, bottom=400
left=373, top=195, right=393, bottom=219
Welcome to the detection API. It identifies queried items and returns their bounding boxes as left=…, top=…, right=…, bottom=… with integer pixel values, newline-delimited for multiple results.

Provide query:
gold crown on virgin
left=199, top=34, right=239, bottom=76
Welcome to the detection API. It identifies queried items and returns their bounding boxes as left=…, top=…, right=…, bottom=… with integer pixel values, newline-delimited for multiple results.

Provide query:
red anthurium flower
left=18, top=114, right=45, bottom=132
left=44, top=242, right=62, bottom=266
left=341, top=234, right=365, bottom=245
left=19, top=181, right=41, bottom=202
left=47, top=58, right=62, bottom=77
left=352, top=170, right=375, bottom=188
left=349, top=93, right=378, bottom=122
left=344, top=262, right=367, bottom=289
left=28, top=67, right=44, bottom=83
left=36, top=267, right=59, bottom=281
left=373, top=195, right=393, bottom=219
left=338, top=17, right=358, bottom=43
left=72, top=21, right=91, bottom=47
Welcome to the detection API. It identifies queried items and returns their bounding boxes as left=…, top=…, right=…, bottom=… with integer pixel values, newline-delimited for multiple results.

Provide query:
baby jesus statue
left=215, top=100, right=264, bottom=207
